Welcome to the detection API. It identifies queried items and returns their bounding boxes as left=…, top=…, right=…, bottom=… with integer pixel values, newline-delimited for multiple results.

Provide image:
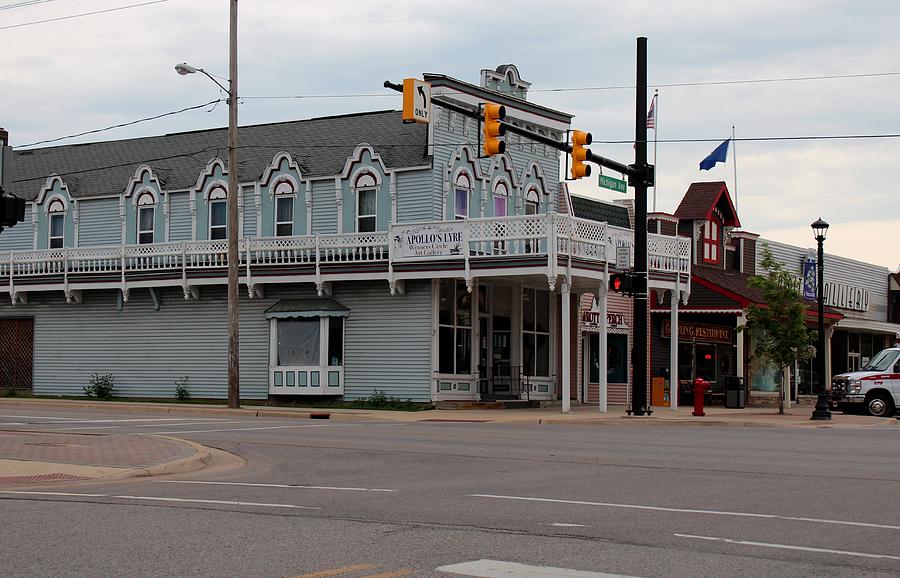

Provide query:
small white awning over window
left=265, top=298, right=350, bottom=319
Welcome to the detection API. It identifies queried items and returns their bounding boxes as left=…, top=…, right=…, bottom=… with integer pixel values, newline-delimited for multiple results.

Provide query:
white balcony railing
left=0, top=213, right=690, bottom=293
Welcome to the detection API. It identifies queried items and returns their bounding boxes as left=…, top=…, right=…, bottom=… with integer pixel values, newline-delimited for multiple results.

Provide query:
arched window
left=208, top=186, right=227, bottom=240
left=525, top=187, right=540, bottom=215
left=137, top=192, right=156, bottom=244
left=454, top=173, right=471, bottom=220
left=355, top=174, right=377, bottom=233
left=48, top=198, right=65, bottom=249
left=273, top=180, right=294, bottom=237
left=493, top=181, right=509, bottom=217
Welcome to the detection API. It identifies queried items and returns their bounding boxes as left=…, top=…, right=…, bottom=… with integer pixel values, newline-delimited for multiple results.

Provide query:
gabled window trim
left=208, top=186, right=228, bottom=241
left=47, top=197, right=66, bottom=249
left=273, top=180, right=295, bottom=237
left=355, top=173, right=377, bottom=233
left=136, top=191, right=156, bottom=245
left=454, top=172, right=471, bottom=220
left=703, top=216, right=720, bottom=264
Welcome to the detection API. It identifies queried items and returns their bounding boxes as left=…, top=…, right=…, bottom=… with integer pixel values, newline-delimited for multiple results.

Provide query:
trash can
left=724, top=376, right=745, bottom=409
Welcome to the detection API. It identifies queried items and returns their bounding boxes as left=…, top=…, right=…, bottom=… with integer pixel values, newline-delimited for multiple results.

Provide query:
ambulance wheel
left=865, top=392, right=894, bottom=417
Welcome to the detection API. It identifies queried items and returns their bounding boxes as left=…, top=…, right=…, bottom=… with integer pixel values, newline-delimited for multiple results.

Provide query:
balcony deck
left=0, top=213, right=691, bottom=302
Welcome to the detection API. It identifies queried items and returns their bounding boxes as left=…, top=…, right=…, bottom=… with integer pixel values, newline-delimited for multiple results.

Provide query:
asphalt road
left=2, top=407, right=899, bottom=578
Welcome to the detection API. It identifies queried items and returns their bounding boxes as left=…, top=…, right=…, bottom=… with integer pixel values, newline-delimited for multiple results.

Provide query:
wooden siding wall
left=242, top=185, right=257, bottom=238
left=339, top=280, right=432, bottom=402
left=310, top=180, right=337, bottom=234
left=742, top=238, right=757, bottom=274
left=0, top=281, right=432, bottom=401
left=395, top=170, right=433, bottom=223
left=578, top=291, right=633, bottom=406
left=0, top=204, right=33, bottom=250
left=78, top=197, right=121, bottom=247
left=168, top=193, right=192, bottom=241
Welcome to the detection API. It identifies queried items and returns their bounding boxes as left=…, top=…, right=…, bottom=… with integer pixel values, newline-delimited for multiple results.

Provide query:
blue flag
left=699, top=139, right=730, bottom=170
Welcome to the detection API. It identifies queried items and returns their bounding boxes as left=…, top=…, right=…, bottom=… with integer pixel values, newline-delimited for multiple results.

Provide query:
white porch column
left=669, top=280, right=679, bottom=411
left=561, top=281, right=571, bottom=413
left=736, top=311, right=746, bottom=381
left=599, top=282, right=608, bottom=413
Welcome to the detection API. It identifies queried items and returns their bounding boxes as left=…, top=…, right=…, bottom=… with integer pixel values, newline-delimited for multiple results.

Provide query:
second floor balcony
left=0, top=213, right=691, bottom=302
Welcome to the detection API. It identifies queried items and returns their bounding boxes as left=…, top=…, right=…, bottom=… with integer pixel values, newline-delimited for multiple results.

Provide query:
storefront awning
left=265, top=298, right=350, bottom=319
left=835, top=317, right=900, bottom=336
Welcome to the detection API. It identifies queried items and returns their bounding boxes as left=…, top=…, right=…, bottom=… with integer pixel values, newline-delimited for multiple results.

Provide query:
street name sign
left=599, top=175, right=627, bottom=193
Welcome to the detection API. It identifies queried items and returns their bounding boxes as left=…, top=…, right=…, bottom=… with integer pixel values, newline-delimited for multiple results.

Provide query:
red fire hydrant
left=692, top=378, right=710, bottom=417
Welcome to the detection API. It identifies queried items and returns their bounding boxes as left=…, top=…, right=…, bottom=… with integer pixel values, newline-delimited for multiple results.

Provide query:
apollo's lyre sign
left=392, top=222, right=465, bottom=260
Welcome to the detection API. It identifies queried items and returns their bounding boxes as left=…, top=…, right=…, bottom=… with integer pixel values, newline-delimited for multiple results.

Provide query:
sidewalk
left=0, top=428, right=213, bottom=488
left=0, top=398, right=895, bottom=488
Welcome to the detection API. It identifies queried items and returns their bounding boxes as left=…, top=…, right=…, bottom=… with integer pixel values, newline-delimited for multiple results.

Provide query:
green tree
left=740, top=246, right=816, bottom=415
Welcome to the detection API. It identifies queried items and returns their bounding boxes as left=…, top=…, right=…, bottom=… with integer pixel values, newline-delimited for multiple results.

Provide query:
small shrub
left=349, top=389, right=418, bottom=411
left=83, top=373, right=115, bottom=400
left=4, top=389, right=16, bottom=398
left=174, top=376, right=190, bottom=401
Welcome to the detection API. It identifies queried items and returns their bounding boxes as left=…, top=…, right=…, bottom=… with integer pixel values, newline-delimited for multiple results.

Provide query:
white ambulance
left=830, top=347, right=900, bottom=417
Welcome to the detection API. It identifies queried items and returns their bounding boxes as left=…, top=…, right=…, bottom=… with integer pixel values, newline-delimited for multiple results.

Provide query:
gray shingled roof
left=569, top=195, right=631, bottom=229
left=9, top=110, right=430, bottom=200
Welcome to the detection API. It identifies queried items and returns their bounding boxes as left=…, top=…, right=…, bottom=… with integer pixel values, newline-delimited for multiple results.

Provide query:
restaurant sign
left=662, top=320, right=732, bottom=343
left=391, top=221, right=465, bottom=260
left=582, top=311, right=626, bottom=329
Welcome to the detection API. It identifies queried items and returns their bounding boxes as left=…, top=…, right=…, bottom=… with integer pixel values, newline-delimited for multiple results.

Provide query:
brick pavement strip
left=0, top=431, right=195, bottom=468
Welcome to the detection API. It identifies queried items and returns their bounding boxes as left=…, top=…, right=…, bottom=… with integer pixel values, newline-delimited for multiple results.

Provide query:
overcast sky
left=2, top=0, right=898, bottom=269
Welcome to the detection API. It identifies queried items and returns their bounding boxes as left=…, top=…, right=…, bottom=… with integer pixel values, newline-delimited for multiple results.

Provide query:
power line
left=538, top=71, right=900, bottom=92
left=0, top=0, right=58, bottom=11
left=0, top=0, right=169, bottom=30
left=240, top=71, right=900, bottom=100
left=18, top=100, right=223, bottom=148
left=13, top=131, right=900, bottom=187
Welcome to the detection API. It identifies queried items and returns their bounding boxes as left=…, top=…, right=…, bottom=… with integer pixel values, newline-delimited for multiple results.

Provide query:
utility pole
left=629, top=36, right=651, bottom=416
left=226, top=0, right=240, bottom=409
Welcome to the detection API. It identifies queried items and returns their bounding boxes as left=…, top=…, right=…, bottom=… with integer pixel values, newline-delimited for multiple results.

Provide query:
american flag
left=646, top=96, right=656, bottom=130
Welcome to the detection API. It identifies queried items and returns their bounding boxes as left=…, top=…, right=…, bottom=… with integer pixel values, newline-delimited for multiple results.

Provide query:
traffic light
left=609, top=272, right=633, bottom=295
left=482, top=103, right=506, bottom=156
left=0, top=188, right=26, bottom=233
left=570, top=130, right=592, bottom=179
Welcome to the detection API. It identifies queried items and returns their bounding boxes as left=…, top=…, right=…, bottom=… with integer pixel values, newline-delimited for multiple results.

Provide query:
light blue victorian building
left=0, top=65, right=690, bottom=405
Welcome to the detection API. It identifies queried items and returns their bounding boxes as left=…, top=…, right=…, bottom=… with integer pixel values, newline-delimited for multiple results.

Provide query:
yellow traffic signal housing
left=570, top=130, right=592, bottom=179
left=482, top=103, right=506, bottom=156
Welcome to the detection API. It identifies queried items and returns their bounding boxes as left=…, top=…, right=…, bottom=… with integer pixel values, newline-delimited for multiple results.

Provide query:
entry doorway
left=0, top=318, right=33, bottom=390
left=478, top=284, right=517, bottom=399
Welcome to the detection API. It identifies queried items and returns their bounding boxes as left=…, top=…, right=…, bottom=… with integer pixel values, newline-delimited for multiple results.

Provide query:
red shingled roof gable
left=674, top=181, right=741, bottom=227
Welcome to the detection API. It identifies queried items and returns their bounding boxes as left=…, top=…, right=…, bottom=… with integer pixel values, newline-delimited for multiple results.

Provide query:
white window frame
left=703, top=218, right=719, bottom=264
left=273, top=181, right=294, bottom=237
left=522, top=286, right=551, bottom=378
left=454, top=173, right=471, bottom=220
left=269, top=316, right=345, bottom=394
left=208, top=187, right=227, bottom=240
left=437, top=279, right=473, bottom=376
left=137, top=192, right=156, bottom=245
left=47, top=198, right=66, bottom=249
left=355, top=174, right=377, bottom=233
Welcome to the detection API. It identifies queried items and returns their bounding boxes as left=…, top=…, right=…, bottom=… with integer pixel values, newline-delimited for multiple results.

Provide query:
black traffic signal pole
left=388, top=40, right=654, bottom=416
left=630, top=36, right=651, bottom=416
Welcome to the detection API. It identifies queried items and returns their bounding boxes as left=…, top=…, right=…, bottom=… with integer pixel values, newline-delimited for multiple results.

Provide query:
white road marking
left=161, top=480, right=396, bottom=492
left=113, top=495, right=320, bottom=509
left=674, top=533, right=900, bottom=561
left=0, top=416, right=226, bottom=424
left=470, top=494, right=900, bottom=531
left=545, top=523, right=587, bottom=528
left=1, top=490, right=320, bottom=510
left=0, top=422, right=26, bottom=425
left=153, top=424, right=362, bottom=434
left=1, top=491, right=108, bottom=498
left=436, top=559, right=640, bottom=578
left=0, top=415, right=84, bottom=420
left=50, top=420, right=260, bottom=431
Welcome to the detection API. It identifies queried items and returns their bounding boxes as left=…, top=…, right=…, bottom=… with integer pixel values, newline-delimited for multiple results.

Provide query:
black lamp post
left=811, top=217, right=832, bottom=420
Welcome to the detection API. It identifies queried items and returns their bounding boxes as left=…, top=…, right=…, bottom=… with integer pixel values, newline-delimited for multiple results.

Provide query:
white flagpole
left=732, top=125, right=738, bottom=211
left=652, top=90, right=658, bottom=212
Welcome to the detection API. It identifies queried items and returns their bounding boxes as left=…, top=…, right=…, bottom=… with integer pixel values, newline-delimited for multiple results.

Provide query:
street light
left=811, top=217, right=831, bottom=420
left=175, top=1, right=240, bottom=409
